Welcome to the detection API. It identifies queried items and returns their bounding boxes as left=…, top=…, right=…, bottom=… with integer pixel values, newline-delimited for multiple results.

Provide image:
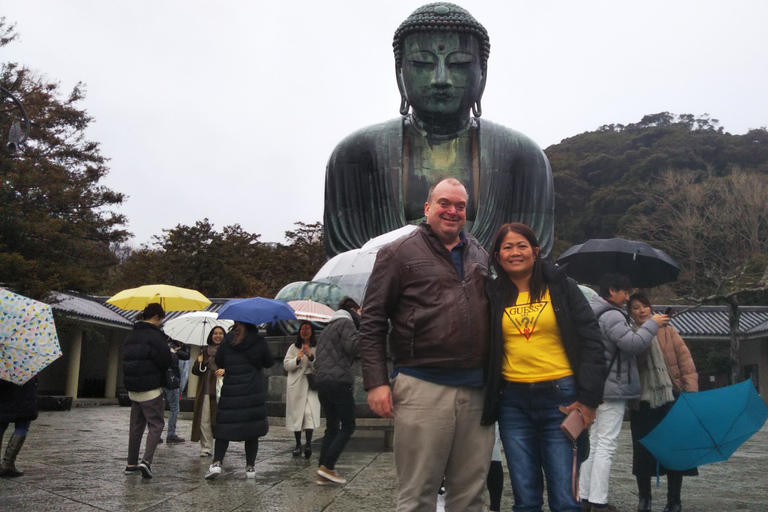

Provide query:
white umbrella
left=313, top=225, right=418, bottom=303
left=162, top=312, right=232, bottom=347
left=287, top=300, right=336, bottom=322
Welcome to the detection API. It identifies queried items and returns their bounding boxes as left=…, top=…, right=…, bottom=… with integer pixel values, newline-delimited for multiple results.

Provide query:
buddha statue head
left=393, top=3, right=490, bottom=129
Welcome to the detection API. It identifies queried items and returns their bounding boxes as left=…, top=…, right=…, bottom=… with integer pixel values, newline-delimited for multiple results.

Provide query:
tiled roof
left=49, top=292, right=134, bottom=328
left=658, top=305, right=768, bottom=339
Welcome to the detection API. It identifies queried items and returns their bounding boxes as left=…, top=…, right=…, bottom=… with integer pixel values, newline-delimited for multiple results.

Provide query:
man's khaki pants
left=393, top=373, right=495, bottom=512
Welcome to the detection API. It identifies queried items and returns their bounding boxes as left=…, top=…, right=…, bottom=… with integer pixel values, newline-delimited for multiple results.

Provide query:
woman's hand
left=302, top=345, right=311, bottom=357
left=197, top=354, right=204, bottom=363
left=561, top=401, right=596, bottom=428
left=215, top=369, right=225, bottom=377
left=651, top=313, right=670, bottom=328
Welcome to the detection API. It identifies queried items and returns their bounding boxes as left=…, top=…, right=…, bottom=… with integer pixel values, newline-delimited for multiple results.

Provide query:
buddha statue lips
left=323, top=3, right=554, bottom=259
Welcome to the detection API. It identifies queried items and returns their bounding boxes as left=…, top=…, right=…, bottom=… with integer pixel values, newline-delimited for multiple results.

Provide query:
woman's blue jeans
left=498, top=376, right=582, bottom=512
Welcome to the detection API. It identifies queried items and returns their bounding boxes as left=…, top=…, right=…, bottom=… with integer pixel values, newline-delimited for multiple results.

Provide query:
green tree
left=0, top=19, right=129, bottom=299
left=109, top=220, right=327, bottom=299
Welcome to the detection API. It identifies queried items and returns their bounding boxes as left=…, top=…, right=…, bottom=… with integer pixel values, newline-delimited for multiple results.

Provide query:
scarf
left=640, top=334, right=675, bottom=408
left=204, top=344, right=219, bottom=373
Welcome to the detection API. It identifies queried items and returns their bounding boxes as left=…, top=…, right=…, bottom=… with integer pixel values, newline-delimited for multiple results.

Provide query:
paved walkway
left=1, top=405, right=766, bottom=511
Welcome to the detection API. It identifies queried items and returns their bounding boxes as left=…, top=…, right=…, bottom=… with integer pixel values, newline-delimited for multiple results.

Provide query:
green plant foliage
left=0, top=19, right=129, bottom=299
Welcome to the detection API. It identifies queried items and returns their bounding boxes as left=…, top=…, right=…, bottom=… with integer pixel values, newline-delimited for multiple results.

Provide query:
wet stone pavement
left=1, top=405, right=766, bottom=511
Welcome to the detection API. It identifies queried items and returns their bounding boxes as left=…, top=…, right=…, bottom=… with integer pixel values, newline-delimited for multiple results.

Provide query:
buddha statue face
left=398, top=32, right=485, bottom=122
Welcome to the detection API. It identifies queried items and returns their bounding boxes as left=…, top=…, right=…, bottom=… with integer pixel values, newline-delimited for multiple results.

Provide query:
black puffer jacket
left=482, top=262, right=607, bottom=425
left=123, top=322, right=172, bottom=393
left=0, top=376, right=38, bottom=424
left=214, top=330, right=275, bottom=441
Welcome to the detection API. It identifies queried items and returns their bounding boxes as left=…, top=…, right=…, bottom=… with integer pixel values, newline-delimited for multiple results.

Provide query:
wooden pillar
left=65, top=328, right=83, bottom=398
left=104, top=331, right=120, bottom=398
left=187, top=345, right=201, bottom=398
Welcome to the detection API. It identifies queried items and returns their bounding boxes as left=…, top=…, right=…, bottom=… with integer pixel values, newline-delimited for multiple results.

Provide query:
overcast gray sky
left=4, top=1, right=767, bottom=247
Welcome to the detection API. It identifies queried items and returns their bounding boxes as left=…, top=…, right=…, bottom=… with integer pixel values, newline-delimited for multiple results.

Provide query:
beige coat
left=639, top=325, right=699, bottom=393
left=283, top=344, right=321, bottom=431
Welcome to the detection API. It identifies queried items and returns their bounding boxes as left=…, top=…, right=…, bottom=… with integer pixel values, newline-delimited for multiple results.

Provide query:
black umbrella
left=556, top=238, right=680, bottom=288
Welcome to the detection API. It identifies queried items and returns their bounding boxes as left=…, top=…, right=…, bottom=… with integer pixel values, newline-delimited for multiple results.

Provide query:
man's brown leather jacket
left=359, top=223, right=491, bottom=390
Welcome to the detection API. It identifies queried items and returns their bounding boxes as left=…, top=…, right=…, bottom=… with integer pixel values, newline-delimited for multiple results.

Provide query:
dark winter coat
left=0, top=376, right=39, bottom=424
left=213, top=330, right=275, bottom=441
left=315, top=310, right=359, bottom=385
left=482, top=262, right=607, bottom=425
left=123, top=322, right=172, bottom=393
left=165, top=338, right=190, bottom=390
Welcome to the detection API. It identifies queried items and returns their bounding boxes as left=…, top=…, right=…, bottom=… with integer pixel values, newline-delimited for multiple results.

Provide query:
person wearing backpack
left=579, top=274, right=669, bottom=512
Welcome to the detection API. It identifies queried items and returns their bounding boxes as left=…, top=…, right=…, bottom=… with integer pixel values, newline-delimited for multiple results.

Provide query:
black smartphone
left=664, top=306, right=674, bottom=316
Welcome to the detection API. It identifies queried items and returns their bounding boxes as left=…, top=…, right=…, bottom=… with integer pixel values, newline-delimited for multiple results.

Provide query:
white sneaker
left=199, top=450, right=212, bottom=457
left=205, top=463, right=221, bottom=480
left=245, top=466, right=255, bottom=479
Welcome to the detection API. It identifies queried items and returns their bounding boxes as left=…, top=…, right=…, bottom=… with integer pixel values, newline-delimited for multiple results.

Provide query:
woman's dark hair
left=490, top=223, right=545, bottom=305
left=141, top=303, right=165, bottom=321
left=628, top=292, right=652, bottom=311
left=293, top=321, right=317, bottom=348
left=206, top=326, right=226, bottom=346
left=231, top=321, right=257, bottom=346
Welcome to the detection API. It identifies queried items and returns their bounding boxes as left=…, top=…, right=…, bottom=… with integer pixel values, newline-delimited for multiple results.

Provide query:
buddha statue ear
left=473, top=69, right=487, bottom=118
left=396, top=66, right=410, bottom=116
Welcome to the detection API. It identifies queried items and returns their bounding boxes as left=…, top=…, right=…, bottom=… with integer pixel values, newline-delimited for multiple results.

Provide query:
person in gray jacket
left=314, top=297, right=360, bottom=486
left=579, top=273, right=669, bottom=512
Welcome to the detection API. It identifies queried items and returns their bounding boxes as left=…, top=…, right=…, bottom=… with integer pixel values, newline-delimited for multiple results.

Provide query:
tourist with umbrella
left=283, top=321, right=321, bottom=459
left=190, top=325, right=226, bottom=458
left=0, top=288, right=63, bottom=478
left=579, top=274, right=670, bottom=511
left=122, top=303, right=173, bottom=479
left=627, top=293, right=698, bottom=512
left=205, top=298, right=288, bottom=480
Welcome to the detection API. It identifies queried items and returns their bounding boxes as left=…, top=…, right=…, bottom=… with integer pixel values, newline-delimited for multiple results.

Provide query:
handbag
left=560, top=407, right=586, bottom=502
left=165, top=367, right=180, bottom=390
left=306, top=372, right=317, bottom=391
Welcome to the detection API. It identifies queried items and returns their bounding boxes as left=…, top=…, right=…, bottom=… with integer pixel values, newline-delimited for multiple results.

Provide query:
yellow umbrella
left=107, top=284, right=211, bottom=312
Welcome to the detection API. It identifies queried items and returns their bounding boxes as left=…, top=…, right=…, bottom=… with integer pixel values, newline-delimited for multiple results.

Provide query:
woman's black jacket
left=123, top=322, right=172, bottom=393
left=214, top=330, right=275, bottom=441
left=0, top=376, right=39, bottom=423
left=481, top=262, right=607, bottom=426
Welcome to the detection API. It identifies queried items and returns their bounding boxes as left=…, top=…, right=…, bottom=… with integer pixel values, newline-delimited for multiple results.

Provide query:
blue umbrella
left=217, top=297, right=296, bottom=325
left=640, top=380, right=768, bottom=471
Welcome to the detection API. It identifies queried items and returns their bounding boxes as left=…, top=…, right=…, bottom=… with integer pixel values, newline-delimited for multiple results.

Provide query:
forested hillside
left=546, top=113, right=768, bottom=298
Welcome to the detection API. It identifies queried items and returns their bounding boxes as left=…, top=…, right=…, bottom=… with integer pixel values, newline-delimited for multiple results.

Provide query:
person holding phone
left=627, top=293, right=698, bottom=512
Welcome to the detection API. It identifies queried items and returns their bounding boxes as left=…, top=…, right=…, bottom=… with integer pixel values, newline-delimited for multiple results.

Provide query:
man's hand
left=367, top=385, right=394, bottom=419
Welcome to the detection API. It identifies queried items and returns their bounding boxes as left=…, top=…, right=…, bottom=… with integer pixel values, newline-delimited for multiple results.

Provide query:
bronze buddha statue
left=323, top=3, right=554, bottom=258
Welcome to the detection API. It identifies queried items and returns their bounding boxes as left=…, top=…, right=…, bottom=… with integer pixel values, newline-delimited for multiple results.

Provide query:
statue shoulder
left=330, top=117, right=403, bottom=158
left=476, top=118, right=546, bottom=154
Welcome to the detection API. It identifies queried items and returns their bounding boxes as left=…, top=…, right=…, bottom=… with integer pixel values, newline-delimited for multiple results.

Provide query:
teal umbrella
left=640, top=380, right=768, bottom=471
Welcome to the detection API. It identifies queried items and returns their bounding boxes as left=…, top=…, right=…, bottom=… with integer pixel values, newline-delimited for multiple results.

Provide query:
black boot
left=637, top=475, right=652, bottom=512
left=663, top=472, right=683, bottom=512
left=0, top=434, right=26, bottom=478
left=293, top=431, right=302, bottom=457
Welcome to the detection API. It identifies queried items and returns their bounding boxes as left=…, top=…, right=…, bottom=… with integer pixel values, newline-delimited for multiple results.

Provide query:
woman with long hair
left=628, top=293, right=698, bottom=512
left=204, top=322, right=274, bottom=480
left=284, top=321, right=321, bottom=458
left=482, top=223, right=606, bottom=512
left=190, top=326, right=226, bottom=457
